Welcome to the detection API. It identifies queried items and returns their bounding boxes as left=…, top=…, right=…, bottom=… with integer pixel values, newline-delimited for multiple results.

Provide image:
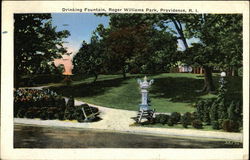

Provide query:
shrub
left=195, top=99, right=213, bottom=123
left=67, top=96, right=75, bottom=108
left=167, top=118, right=174, bottom=126
left=202, top=100, right=212, bottom=124
left=155, top=114, right=169, bottom=124
left=222, top=119, right=239, bottom=132
left=64, top=106, right=75, bottom=120
left=196, top=100, right=205, bottom=121
left=181, top=112, right=192, bottom=128
left=227, top=100, right=242, bottom=127
left=14, top=89, right=65, bottom=109
left=191, top=112, right=199, bottom=121
left=218, top=119, right=224, bottom=129
left=218, top=99, right=228, bottom=120
left=170, top=112, right=181, bottom=124
left=211, top=121, right=220, bottom=130
left=13, top=89, right=99, bottom=122
left=191, top=120, right=203, bottom=129
left=16, top=108, right=26, bottom=118
left=210, top=102, right=219, bottom=122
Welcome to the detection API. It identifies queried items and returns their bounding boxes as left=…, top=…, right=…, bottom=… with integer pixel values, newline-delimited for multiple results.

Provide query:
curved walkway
left=14, top=99, right=243, bottom=142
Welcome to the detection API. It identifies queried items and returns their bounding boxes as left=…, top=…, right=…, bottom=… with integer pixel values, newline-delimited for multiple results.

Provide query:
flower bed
left=14, top=89, right=99, bottom=122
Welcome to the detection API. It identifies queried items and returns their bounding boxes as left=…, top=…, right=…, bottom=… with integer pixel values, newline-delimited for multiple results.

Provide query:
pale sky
left=51, top=13, right=109, bottom=55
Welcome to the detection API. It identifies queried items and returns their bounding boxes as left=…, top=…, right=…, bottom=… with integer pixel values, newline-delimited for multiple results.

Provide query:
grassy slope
left=50, top=73, right=242, bottom=113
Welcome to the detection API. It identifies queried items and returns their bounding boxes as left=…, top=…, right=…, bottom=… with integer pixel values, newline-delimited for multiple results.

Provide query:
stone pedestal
left=137, top=76, right=153, bottom=111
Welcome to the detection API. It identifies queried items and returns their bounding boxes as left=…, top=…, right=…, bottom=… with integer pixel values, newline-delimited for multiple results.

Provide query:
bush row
left=195, top=98, right=242, bottom=132
left=14, top=89, right=99, bottom=122
left=153, top=112, right=203, bottom=129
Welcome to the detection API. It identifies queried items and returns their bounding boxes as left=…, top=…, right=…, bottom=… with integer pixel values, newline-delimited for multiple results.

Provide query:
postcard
left=1, top=1, right=249, bottom=160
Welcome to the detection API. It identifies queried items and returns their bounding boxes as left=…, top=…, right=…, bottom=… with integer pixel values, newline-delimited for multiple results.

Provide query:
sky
left=51, top=13, right=109, bottom=54
left=51, top=13, right=199, bottom=55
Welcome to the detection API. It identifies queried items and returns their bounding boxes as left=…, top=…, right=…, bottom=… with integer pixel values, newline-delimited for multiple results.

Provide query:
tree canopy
left=95, top=13, right=178, bottom=77
left=73, top=30, right=105, bottom=82
left=14, top=14, right=70, bottom=77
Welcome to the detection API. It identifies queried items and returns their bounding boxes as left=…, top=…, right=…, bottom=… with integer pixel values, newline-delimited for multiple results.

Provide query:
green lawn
left=49, top=73, right=242, bottom=113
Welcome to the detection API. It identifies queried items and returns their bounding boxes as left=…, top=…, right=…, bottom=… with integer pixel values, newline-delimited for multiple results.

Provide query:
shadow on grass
left=50, top=77, right=129, bottom=98
left=150, top=77, right=206, bottom=103
left=50, top=74, right=242, bottom=106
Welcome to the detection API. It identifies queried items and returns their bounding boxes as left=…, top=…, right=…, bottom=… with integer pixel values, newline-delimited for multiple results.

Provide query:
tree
left=73, top=28, right=105, bottom=83
left=97, top=13, right=178, bottom=77
left=14, top=14, right=70, bottom=87
left=184, top=14, right=242, bottom=92
left=155, top=14, right=242, bottom=92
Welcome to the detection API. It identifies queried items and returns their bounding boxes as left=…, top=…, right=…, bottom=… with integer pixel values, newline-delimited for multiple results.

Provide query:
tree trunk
left=122, top=67, right=126, bottom=79
left=202, top=66, right=215, bottom=93
left=93, top=73, right=98, bottom=83
left=232, top=66, right=238, bottom=76
left=171, top=19, right=189, bottom=50
left=227, top=67, right=232, bottom=76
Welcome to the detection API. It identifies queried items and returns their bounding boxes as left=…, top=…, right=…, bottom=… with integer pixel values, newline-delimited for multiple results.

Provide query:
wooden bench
left=81, top=104, right=100, bottom=121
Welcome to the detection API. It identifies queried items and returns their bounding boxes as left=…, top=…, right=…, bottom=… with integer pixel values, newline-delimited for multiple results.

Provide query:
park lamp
left=220, top=71, right=226, bottom=87
left=220, top=72, right=226, bottom=77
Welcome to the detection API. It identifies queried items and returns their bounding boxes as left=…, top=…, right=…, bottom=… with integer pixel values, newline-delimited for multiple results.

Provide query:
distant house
left=53, top=55, right=74, bottom=75
left=170, top=64, right=204, bottom=74
left=178, top=64, right=192, bottom=73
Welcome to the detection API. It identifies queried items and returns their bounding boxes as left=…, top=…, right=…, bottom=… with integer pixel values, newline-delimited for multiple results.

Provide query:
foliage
left=14, top=89, right=64, bottom=108
left=167, top=118, right=174, bottom=126
left=168, top=14, right=243, bottom=92
left=184, top=14, right=242, bottom=69
left=14, top=89, right=99, bottom=122
left=227, top=100, right=242, bottom=128
left=195, top=100, right=205, bottom=121
left=194, top=89, right=242, bottom=132
left=14, top=14, right=70, bottom=87
left=191, top=112, right=199, bottom=121
left=217, top=100, right=228, bottom=120
left=211, top=121, right=220, bottom=130
left=210, top=102, right=219, bottom=122
left=154, top=114, right=169, bottom=125
left=73, top=29, right=105, bottom=82
left=170, top=112, right=181, bottom=124
left=191, top=120, right=203, bottom=129
left=180, top=112, right=193, bottom=128
left=222, top=119, right=240, bottom=132
left=67, top=96, right=75, bottom=108
left=202, top=100, right=213, bottom=124
left=95, top=14, right=178, bottom=77
left=195, top=99, right=213, bottom=123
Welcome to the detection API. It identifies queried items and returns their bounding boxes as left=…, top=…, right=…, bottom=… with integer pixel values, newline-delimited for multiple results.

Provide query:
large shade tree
left=183, top=14, right=243, bottom=92
left=14, top=14, right=70, bottom=87
left=155, top=14, right=242, bottom=92
left=96, top=13, right=178, bottom=77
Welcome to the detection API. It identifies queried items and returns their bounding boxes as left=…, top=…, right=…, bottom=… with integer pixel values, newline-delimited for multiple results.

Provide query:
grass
left=49, top=73, right=242, bottom=113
